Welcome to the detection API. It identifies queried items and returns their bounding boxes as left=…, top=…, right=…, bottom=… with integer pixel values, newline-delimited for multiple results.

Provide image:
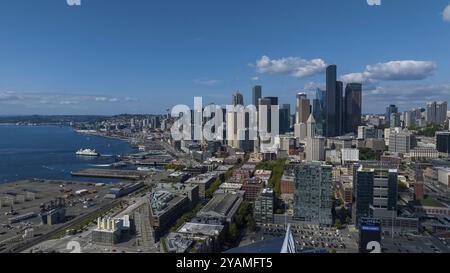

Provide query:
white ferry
left=76, top=149, right=100, bottom=157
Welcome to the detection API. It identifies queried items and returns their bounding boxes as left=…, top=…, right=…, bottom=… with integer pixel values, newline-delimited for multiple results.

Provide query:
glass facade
left=294, top=162, right=333, bottom=225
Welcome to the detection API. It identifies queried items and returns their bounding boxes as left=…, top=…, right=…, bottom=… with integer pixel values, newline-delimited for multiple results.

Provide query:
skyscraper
left=325, top=65, right=343, bottom=137
left=436, top=131, right=450, bottom=155
left=258, top=97, right=279, bottom=152
left=337, top=81, right=344, bottom=136
left=252, top=86, right=262, bottom=110
left=344, top=83, right=362, bottom=134
left=389, top=129, right=414, bottom=154
left=313, top=89, right=326, bottom=136
left=296, top=93, right=311, bottom=125
left=294, top=161, right=333, bottom=225
left=279, top=104, right=291, bottom=134
left=305, top=114, right=326, bottom=161
left=353, top=162, right=398, bottom=226
left=427, top=101, right=448, bottom=125
left=436, top=101, right=448, bottom=124
left=385, top=105, right=398, bottom=126
left=307, top=114, right=316, bottom=139
left=390, top=113, right=401, bottom=128
left=232, top=91, right=244, bottom=106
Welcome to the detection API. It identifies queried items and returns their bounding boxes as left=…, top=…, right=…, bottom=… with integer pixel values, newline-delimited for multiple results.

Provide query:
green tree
left=398, top=180, right=408, bottom=192
left=228, top=223, right=239, bottom=242
left=345, top=216, right=352, bottom=225
left=246, top=216, right=256, bottom=232
left=205, top=178, right=222, bottom=198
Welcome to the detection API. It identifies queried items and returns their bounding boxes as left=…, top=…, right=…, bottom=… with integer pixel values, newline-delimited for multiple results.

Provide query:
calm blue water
left=0, top=125, right=136, bottom=183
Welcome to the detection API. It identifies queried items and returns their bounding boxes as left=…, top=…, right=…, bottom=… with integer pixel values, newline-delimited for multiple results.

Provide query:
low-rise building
left=254, top=170, right=272, bottom=186
left=150, top=191, right=190, bottom=237
left=437, top=167, right=450, bottom=190
left=186, top=172, right=220, bottom=199
left=92, top=217, right=126, bottom=246
left=242, top=178, right=264, bottom=201
left=197, top=193, right=243, bottom=223
left=407, top=147, right=439, bottom=160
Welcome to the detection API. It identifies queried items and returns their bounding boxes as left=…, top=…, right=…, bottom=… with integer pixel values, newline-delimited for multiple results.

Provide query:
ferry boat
left=76, top=149, right=100, bottom=157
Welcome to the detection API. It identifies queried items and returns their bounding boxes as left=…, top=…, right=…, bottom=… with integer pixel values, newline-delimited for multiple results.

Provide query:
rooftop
left=419, top=197, right=446, bottom=208
left=177, top=222, right=224, bottom=237
left=199, top=193, right=242, bottom=219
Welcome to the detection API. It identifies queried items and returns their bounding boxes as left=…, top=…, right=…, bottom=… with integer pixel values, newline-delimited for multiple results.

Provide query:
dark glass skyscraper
left=325, top=65, right=343, bottom=137
left=279, top=104, right=291, bottom=134
left=294, top=161, right=333, bottom=225
left=232, top=91, right=244, bottom=106
left=436, top=131, right=450, bottom=154
left=313, top=89, right=326, bottom=136
left=385, top=105, right=398, bottom=126
left=344, top=83, right=362, bottom=134
left=252, top=85, right=262, bottom=110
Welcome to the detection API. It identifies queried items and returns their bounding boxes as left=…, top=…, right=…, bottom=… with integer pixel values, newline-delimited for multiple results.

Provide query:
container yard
left=0, top=179, right=119, bottom=252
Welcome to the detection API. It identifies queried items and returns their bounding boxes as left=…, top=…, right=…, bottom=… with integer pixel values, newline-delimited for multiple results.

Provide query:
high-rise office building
left=306, top=137, right=325, bottom=161
left=279, top=104, right=291, bottom=134
left=390, top=112, right=401, bottom=128
left=258, top=97, right=279, bottom=152
left=344, top=83, right=362, bottom=134
left=353, top=162, right=398, bottom=226
left=258, top=97, right=278, bottom=134
left=436, top=131, right=450, bottom=154
left=265, top=97, right=279, bottom=107
left=427, top=101, right=448, bottom=125
left=293, top=161, right=333, bottom=225
left=385, top=105, right=398, bottom=126
left=389, top=129, right=414, bottom=154
left=403, top=111, right=414, bottom=129
left=305, top=114, right=325, bottom=161
left=313, top=89, right=326, bottom=136
left=296, top=93, right=311, bottom=125
left=307, top=114, right=316, bottom=139
left=252, top=86, right=262, bottom=110
left=232, top=91, right=244, bottom=106
left=436, top=101, right=448, bottom=124
left=325, top=65, right=343, bottom=137
left=254, top=188, right=274, bottom=225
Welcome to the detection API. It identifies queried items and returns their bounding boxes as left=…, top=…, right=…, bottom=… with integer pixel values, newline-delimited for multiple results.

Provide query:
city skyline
left=1, top=0, right=450, bottom=115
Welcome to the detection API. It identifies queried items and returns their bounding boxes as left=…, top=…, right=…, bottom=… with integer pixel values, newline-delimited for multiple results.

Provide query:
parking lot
left=382, top=233, right=450, bottom=253
left=242, top=223, right=358, bottom=253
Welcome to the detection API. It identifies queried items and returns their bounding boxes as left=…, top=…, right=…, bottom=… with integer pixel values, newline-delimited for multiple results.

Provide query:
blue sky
left=0, top=0, right=450, bottom=115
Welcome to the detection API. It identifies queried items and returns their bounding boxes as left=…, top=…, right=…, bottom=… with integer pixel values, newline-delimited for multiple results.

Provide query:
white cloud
left=251, top=76, right=260, bottom=81
left=193, top=79, right=221, bottom=86
left=0, top=91, right=127, bottom=106
left=94, top=96, right=119, bottom=103
left=340, top=60, right=436, bottom=84
left=255, top=55, right=327, bottom=78
left=363, top=83, right=450, bottom=113
left=303, top=81, right=326, bottom=91
left=0, top=91, right=22, bottom=101
left=443, top=4, right=450, bottom=22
